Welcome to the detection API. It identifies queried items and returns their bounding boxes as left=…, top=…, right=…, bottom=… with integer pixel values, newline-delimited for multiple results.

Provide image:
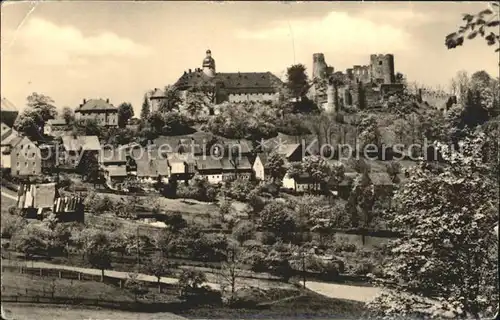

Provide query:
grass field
left=1, top=303, right=188, bottom=320
left=2, top=271, right=136, bottom=302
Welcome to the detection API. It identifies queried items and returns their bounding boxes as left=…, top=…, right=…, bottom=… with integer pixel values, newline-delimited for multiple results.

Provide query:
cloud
left=235, top=11, right=413, bottom=54
left=355, top=8, right=438, bottom=26
left=6, top=18, right=152, bottom=66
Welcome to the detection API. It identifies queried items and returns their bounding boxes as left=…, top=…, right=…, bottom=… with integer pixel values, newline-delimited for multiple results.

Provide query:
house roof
left=105, top=165, right=128, bottom=177
left=150, top=88, right=166, bottom=99
left=54, top=196, right=84, bottom=213
left=136, top=158, right=169, bottom=177
left=76, top=99, right=117, bottom=112
left=47, top=118, right=68, bottom=126
left=174, top=70, right=282, bottom=94
left=233, top=156, right=253, bottom=170
left=256, top=153, right=269, bottom=166
left=369, top=172, right=393, bottom=185
left=17, top=183, right=56, bottom=209
left=339, top=172, right=358, bottom=186
left=196, top=158, right=222, bottom=171
left=1, top=122, right=18, bottom=144
left=62, top=135, right=101, bottom=151
left=100, top=148, right=127, bottom=163
left=1, top=97, right=18, bottom=112
left=8, top=136, right=26, bottom=148
left=275, top=143, right=301, bottom=158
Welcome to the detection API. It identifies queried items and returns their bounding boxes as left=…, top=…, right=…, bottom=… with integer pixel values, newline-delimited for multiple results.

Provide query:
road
left=1, top=189, right=17, bottom=200
left=1, top=188, right=382, bottom=303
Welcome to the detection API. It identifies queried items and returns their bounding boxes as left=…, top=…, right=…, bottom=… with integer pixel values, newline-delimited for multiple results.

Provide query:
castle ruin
left=310, top=53, right=404, bottom=113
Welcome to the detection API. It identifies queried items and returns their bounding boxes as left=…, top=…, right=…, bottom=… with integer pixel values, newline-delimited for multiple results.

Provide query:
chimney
left=189, top=69, right=192, bottom=73
left=83, top=99, right=86, bottom=104
left=106, top=98, right=109, bottom=103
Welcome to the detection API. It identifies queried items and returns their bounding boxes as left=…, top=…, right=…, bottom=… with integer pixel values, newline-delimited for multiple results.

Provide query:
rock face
left=1, top=98, right=19, bottom=127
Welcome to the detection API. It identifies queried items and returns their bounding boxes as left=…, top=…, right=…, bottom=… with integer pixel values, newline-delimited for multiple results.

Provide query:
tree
left=11, top=224, right=47, bottom=258
left=61, top=107, right=75, bottom=124
left=117, top=102, right=134, bottom=128
left=85, top=232, right=112, bottom=281
left=178, top=269, right=207, bottom=299
left=159, top=85, right=183, bottom=113
left=286, top=64, right=310, bottom=101
left=346, top=172, right=375, bottom=237
left=26, top=92, right=57, bottom=129
left=145, top=252, right=171, bottom=293
left=215, top=240, right=245, bottom=305
left=445, top=3, right=500, bottom=54
left=258, top=201, right=296, bottom=241
left=13, top=112, right=40, bottom=140
left=77, top=152, right=103, bottom=186
left=368, top=132, right=498, bottom=319
left=266, top=153, right=287, bottom=183
left=125, top=271, right=148, bottom=301
left=140, top=93, right=151, bottom=120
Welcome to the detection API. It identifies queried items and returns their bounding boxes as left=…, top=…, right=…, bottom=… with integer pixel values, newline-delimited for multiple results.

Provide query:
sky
left=1, top=1, right=499, bottom=116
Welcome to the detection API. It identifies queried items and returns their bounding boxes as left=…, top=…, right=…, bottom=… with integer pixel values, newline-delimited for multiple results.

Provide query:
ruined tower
left=312, top=53, right=328, bottom=80
left=370, top=54, right=395, bottom=84
left=202, top=49, right=216, bottom=77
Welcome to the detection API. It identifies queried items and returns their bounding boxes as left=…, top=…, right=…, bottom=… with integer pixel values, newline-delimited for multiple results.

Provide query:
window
left=25, top=162, right=27, bottom=167
left=379, top=61, right=383, bottom=65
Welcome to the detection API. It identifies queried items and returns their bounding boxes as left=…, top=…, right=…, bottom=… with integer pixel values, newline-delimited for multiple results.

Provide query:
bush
left=224, top=178, right=255, bottom=202
left=257, top=231, right=277, bottom=245
left=231, top=220, right=255, bottom=243
left=7, top=206, right=21, bottom=216
left=332, top=240, right=357, bottom=253
left=1, top=214, right=27, bottom=239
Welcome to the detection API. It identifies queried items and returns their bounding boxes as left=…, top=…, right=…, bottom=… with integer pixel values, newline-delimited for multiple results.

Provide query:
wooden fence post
left=78, top=273, right=81, bottom=281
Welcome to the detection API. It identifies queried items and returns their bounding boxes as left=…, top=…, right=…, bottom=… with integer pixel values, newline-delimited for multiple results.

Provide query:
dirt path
left=305, top=281, right=381, bottom=303
left=3, top=260, right=380, bottom=302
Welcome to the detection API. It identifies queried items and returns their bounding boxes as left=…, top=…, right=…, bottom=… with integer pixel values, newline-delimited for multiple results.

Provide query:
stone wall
left=370, top=54, right=395, bottom=84
left=227, top=92, right=279, bottom=103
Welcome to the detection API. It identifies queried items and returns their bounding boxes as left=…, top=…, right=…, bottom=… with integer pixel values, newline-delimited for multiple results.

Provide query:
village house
left=1, top=133, right=42, bottom=177
left=74, top=98, right=118, bottom=127
left=196, top=158, right=223, bottom=184
left=44, top=118, right=70, bottom=136
left=99, top=147, right=128, bottom=185
left=17, top=182, right=84, bottom=221
left=167, top=152, right=196, bottom=184
left=220, top=156, right=253, bottom=181
left=149, top=88, right=166, bottom=114
left=1, top=122, right=18, bottom=170
left=252, top=153, right=267, bottom=181
left=1, top=97, right=19, bottom=127
left=128, top=148, right=170, bottom=183
left=282, top=173, right=317, bottom=192
left=60, top=135, right=101, bottom=169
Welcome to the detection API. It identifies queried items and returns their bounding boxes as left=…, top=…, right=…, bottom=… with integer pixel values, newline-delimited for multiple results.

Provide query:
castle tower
left=202, top=49, right=216, bottom=77
left=370, top=54, right=395, bottom=84
left=312, top=53, right=328, bottom=80
left=323, top=83, right=336, bottom=114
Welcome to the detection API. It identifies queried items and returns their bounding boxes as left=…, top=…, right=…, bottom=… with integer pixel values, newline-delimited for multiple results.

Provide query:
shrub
left=231, top=220, right=255, bottom=243
left=224, top=178, right=255, bottom=202
left=1, top=214, right=27, bottom=239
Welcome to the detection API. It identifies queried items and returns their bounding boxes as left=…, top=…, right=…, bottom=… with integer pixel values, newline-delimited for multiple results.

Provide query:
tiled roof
left=174, top=71, right=282, bottom=94
left=275, top=143, right=301, bottom=158
left=1, top=122, right=18, bottom=143
left=1, top=98, right=18, bottom=112
left=76, top=99, right=117, bottom=112
left=47, top=118, right=68, bottom=126
left=150, top=88, right=166, bottom=99
left=220, top=158, right=235, bottom=170
left=233, top=156, right=252, bottom=170
left=136, top=157, right=169, bottom=177
left=62, top=135, right=101, bottom=151
left=8, top=136, right=25, bottom=148
left=256, top=153, right=268, bottom=166
left=105, top=165, right=128, bottom=177
left=100, top=148, right=127, bottom=163
left=196, top=158, right=222, bottom=171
